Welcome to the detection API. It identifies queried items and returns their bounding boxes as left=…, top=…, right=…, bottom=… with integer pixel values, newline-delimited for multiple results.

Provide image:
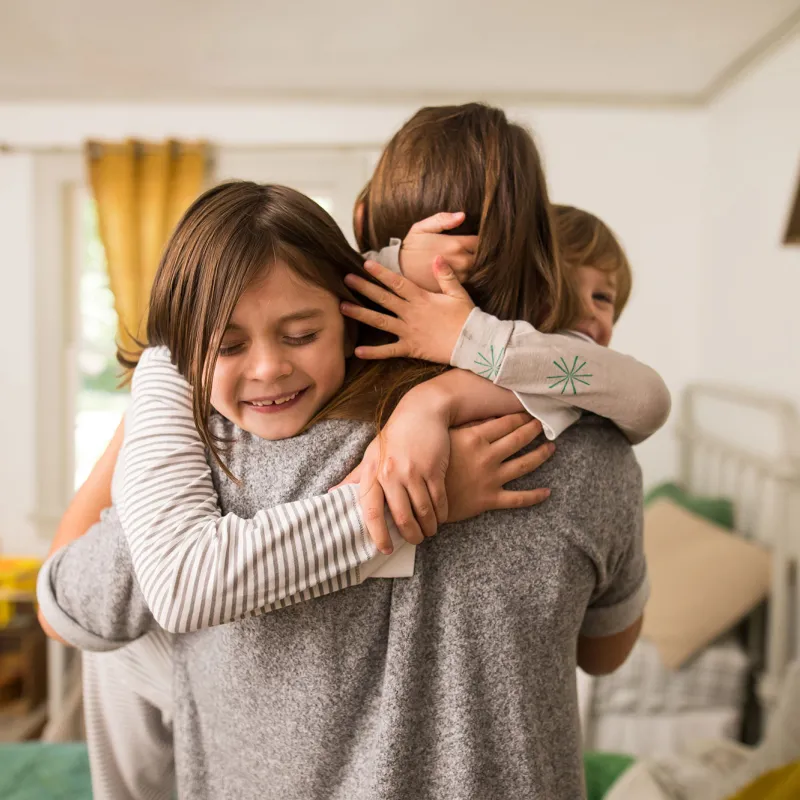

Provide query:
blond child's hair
left=553, top=205, right=632, bottom=321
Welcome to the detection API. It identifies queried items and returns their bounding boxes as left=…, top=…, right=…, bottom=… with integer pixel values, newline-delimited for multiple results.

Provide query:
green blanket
left=0, top=745, right=634, bottom=800
left=585, top=751, right=636, bottom=800
left=0, top=743, right=633, bottom=799
left=0, top=743, right=92, bottom=800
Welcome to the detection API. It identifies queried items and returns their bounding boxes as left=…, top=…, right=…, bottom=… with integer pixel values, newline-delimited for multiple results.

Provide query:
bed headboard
left=676, top=383, right=800, bottom=715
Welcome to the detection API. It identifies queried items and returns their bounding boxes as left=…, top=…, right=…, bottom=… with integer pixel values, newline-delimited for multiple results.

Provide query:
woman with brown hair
left=41, top=104, right=654, bottom=799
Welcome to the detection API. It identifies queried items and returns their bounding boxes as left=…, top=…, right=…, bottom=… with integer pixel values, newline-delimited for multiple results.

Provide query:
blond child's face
left=211, top=260, right=348, bottom=441
left=572, top=266, right=617, bottom=347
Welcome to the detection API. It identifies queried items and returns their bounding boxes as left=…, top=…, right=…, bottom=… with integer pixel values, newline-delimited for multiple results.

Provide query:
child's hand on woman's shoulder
left=333, top=407, right=553, bottom=554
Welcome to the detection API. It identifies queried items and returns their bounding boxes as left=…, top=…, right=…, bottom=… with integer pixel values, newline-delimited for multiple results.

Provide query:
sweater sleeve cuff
left=580, top=575, right=650, bottom=638
left=449, top=308, right=515, bottom=380
left=363, top=239, right=402, bottom=274
left=36, top=557, right=127, bottom=652
left=346, top=483, right=417, bottom=579
left=512, top=394, right=582, bottom=441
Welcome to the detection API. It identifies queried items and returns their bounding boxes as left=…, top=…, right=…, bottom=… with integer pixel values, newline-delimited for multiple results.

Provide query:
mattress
left=589, top=708, right=742, bottom=758
left=592, top=637, right=749, bottom=715
left=583, top=637, right=750, bottom=757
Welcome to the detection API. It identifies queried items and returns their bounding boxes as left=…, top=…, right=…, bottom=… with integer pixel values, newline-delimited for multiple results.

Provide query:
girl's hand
left=333, top=411, right=553, bottom=553
left=331, top=386, right=453, bottom=552
left=363, top=406, right=451, bottom=550
left=446, top=414, right=554, bottom=522
left=398, top=212, right=478, bottom=292
left=342, top=257, right=475, bottom=365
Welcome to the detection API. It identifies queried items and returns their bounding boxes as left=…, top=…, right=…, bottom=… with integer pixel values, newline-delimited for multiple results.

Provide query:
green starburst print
left=548, top=356, right=592, bottom=395
left=474, top=346, right=505, bottom=379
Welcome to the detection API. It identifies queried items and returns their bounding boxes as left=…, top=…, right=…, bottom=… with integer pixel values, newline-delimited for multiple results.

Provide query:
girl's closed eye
left=284, top=332, right=320, bottom=346
left=593, top=292, right=614, bottom=305
left=219, top=342, right=246, bottom=357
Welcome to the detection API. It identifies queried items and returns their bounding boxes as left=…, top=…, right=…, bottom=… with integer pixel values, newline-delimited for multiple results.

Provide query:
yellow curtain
left=86, top=139, right=209, bottom=353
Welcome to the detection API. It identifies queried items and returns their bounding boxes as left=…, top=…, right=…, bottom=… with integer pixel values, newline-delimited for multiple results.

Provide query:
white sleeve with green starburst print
left=449, top=308, right=671, bottom=445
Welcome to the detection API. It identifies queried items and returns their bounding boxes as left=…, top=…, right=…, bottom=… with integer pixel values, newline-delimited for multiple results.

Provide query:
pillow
left=644, top=481, right=735, bottom=530
left=641, top=499, right=771, bottom=669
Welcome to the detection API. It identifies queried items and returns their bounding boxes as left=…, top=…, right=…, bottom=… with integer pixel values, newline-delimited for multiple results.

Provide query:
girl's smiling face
left=211, top=260, right=348, bottom=440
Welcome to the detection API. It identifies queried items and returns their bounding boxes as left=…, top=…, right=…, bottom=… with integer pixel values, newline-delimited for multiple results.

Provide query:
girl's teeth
left=251, top=392, right=299, bottom=407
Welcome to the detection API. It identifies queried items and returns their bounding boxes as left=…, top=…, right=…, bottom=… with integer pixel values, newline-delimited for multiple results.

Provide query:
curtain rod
left=0, top=142, right=383, bottom=155
left=0, top=143, right=82, bottom=154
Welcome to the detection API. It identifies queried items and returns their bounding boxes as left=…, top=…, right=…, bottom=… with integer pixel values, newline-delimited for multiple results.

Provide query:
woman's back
left=174, top=414, right=643, bottom=799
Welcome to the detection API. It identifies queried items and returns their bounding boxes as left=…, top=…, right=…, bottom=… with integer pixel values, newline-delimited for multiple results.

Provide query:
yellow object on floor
left=0, top=558, right=42, bottom=628
left=728, top=761, right=800, bottom=800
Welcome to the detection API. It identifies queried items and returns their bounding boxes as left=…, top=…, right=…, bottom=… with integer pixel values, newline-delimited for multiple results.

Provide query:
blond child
left=346, top=203, right=661, bottom=444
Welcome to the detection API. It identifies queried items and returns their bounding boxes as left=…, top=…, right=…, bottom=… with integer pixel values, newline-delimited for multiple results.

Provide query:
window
left=34, top=149, right=376, bottom=502
left=73, top=191, right=127, bottom=488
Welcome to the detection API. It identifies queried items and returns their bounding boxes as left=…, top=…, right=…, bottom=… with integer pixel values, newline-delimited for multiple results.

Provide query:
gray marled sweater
left=42, top=416, right=646, bottom=799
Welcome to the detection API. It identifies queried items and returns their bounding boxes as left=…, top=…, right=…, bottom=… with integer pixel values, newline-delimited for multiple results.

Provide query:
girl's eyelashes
left=219, top=342, right=245, bottom=357
left=285, top=332, right=320, bottom=346
left=218, top=332, right=320, bottom=356
left=593, top=292, right=614, bottom=305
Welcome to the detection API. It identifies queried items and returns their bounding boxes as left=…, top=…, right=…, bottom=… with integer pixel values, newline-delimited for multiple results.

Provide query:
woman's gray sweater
left=40, top=416, right=646, bottom=799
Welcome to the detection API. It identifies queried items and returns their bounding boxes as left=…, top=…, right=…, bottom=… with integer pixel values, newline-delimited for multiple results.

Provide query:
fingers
left=448, top=253, right=477, bottom=274
left=362, top=259, right=421, bottom=301
left=407, top=478, right=439, bottom=538
left=359, top=478, right=393, bottom=555
left=463, top=412, right=534, bottom=444
left=344, top=270, right=405, bottom=312
left=426, top=477, right=449, bottom=524
left=353, top=342, right=407, bottom=361
left=492, top=487, right=551, bottom=511
left=408, top=211, right=465, bottom=234
left=432, top=256, right=473, bottom=301
left=340, top=301, right=402, bottom=335
left=382, top=479, right=425, bottom=545
left=498, top=441, right=555, bottom=485
left=491, top=418, right=546, bottom=461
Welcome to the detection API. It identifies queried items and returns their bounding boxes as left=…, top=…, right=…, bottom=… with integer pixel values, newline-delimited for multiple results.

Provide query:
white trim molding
left=32, top=152, right=85, bottom=542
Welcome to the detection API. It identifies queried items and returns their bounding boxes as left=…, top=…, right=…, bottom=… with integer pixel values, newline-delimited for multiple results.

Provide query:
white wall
left=706, top=33, right=800, bottom=428
left=0, top=154, right=37, bottom=554
left=0, top=101, right=708, bottom=553
left=519, top=107, right=709, bottom=484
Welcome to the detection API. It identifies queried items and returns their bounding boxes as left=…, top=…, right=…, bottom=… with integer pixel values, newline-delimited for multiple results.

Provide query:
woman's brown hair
left=356, top=103, right=581, bottom=333
left=553, top=204, right=632, bottom=320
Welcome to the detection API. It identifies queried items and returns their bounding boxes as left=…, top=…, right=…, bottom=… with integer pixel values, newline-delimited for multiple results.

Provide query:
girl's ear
left=354, top=202, right=365, bottom=241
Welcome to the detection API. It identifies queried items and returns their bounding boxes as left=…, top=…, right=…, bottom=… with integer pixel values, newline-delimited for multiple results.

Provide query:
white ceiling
left=1, top=0, right=799, bottom=105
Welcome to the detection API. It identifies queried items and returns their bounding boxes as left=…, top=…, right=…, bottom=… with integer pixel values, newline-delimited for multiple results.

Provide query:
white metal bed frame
left=676, top=383, right=800, bottom=720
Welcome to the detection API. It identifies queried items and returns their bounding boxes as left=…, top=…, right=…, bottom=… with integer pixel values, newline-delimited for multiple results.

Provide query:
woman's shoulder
left=559, top=415, right=640, bottom=481
left=548, top=415, right=643, bottom=556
